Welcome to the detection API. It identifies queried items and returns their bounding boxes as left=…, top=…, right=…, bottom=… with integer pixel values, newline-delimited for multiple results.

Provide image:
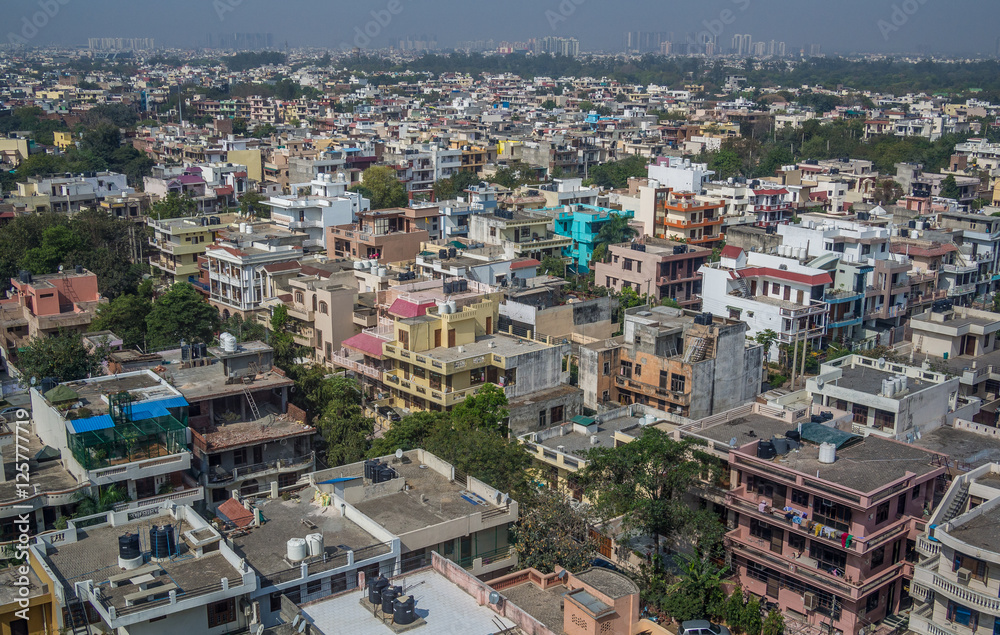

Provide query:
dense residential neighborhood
left=3, top=11, right=1000, bottom=635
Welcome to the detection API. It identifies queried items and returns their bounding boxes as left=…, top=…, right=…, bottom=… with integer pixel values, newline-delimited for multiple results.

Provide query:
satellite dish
left=877, top=357, right=886, bottom=368
left=816, top=378, right=825, bottom=388
left=58, top=265, right=63, bottom=272
left=729, top=437, right=738, bottom=448
left=395, top=448, right=403, bottom=460
left=30, top=377, right=37, bottom=386
left=489, top=591, right=501, bottom=604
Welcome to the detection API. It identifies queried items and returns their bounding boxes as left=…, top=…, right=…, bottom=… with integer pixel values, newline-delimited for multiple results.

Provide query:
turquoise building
left=551, top=205, right=635, bottom=274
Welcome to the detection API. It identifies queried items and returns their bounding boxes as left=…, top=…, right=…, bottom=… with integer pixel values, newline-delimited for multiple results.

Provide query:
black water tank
left=757, top=440, right=777, bottom=460
left=785, top=430, right=801, bottom=442
left=368, top=576, right=389, bottom=604
left=118, top=533, right=141, bottom=560
left=75, top=265, right=84, bottom=274
left=448, top=247, right=457, bottom=258
left=364, top=459, right=380, bottom=481
left=439, top=249, right=448, bottom=259
left=381, top=585, right=401, bottom=613
left=393, top=595, right=416, bottom=624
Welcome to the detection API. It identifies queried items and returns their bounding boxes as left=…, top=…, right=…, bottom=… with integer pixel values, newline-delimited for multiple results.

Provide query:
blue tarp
left=129, top=403, right=172, bottom=420
left=318, top=477, right=361, bottom=485
left=68, top=414, right=114, bottom=433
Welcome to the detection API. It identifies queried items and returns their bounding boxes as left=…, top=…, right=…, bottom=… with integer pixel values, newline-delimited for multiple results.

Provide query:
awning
left=571, top=415, right=596, bottom=426
left=800, top=422, right=859, bottom=449
left=68, top=414, right=114, bottom=434
left=318, top=476, right=361, bottom=485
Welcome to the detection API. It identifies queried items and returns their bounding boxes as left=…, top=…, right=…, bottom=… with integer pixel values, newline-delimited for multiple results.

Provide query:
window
left=551, top=405, right=564, bottom=423
left=670, top=374, right=686, bottom=393
left=659, top=370, right=669, bottom=390
left=603, top=362, right=611, bottom=375
left=539, top=410, right=547, bottom=427
left=634, top=364, right=641, bottom=377
left=875, top=501, right=890, bottom=525
left=897, top=494, right=906, bottom=516
left=791, top=489, right=809, bottom=507
left=307, top=578, right=323, bottom=595
left=318, top=301, right=328, bottom=314
left=852, top=404, right=869, bottom=425
left=912, top=483, right=922, bottom=500
left=602, top=390, right=610, bottom=402
left=871, top=546, right=885, bottom=568
left=233, top=448, right=247, bottom=466
left=270, top=592, right=282, bottom=613
left=285, top=587, right=301, bottom=604
left=788, top=532, right=806, bottom=552
left=866, top=593, right=880, bottom=612
left=295, top=291, right=304, bottom=304
left=813, top=496, right=852, bottom=531
left=207, top=599, right=236, bottom=628
left=947, top=601, right=977, bottom=628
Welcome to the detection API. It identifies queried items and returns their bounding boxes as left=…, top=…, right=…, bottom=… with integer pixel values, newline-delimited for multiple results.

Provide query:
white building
left=268, top=173, right=370, bottom=251
left=699, top=247, right=831, bottom=359
left=647, top=156, right=713, bottom=193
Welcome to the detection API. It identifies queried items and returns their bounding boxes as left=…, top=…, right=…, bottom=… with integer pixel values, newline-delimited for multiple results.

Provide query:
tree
left=540, top=99, right=557, bottom=110
left=753, top=329, right=778, bottom=362
left=73, top=485, right=129, bottom=518
left=239, top=191, right=269, bottom=219
left=433, top=178, right=457, bottom=201
left=708, top=148, right=743, bottom=179
left=220, top=312, right=266, bottom=343
left=725, top=590, right=748, bottom=634
left=17, top=330, right=105, bottom=383
left=91, top=285, right=153, bottom=350
left=451, top=383, right=509, bottom=433
left=313, top=376, right=373, bottom=466
left=512, top=490, right=594, bottom=573
left=761, top=609, right=784, bottom=635
left=368, top=411, right=444, bottom=457
left=939, top=175, right=961, bottom=200
left=355, top=166, right=407, bottom=209
left=872, top=179, right=904, bottom=206
left=661, top=554, right=728, bottom=622
left=268, top=305, right=303, bottom=371
left=145, top=283, right=221, bottom=350
left=581, top=428, right=722, bottom=555
left=541, top=255, right=566, bottom=277
left=149, top=192, right=196, bottom=220
left=586, top=155, right=648, bottom=189
left=743, top=596, right=763, bottom=635
left=595, top=213, right=636, bottom=253
left=19, top=226, right=84, bottom=275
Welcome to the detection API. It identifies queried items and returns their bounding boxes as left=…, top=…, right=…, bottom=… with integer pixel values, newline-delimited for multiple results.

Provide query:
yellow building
left=0, top=552, right=59, bottom=635
left=147, top=214, right=237, bottom=284
left=380, top=284, right=567, bottom=412
left=52, top=132, right=74, bottom=151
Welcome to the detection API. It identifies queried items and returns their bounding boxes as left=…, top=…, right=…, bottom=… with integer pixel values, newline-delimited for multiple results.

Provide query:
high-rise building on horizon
left=88, top=37, right=155, bottom=51
left=536, top=36, right=580, bottom=58
left=210, top=32, right=274, bottom=50
left=731, top=33, right=752, bottom=56
left=623, top=31, right=669, bottom=53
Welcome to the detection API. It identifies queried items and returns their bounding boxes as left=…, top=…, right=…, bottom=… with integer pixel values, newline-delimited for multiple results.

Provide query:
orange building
left=653, top=190, right=725, bottom=247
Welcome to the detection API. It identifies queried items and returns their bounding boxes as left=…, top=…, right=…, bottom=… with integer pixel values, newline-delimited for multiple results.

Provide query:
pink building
left=687, top=408, right=947, bottom=635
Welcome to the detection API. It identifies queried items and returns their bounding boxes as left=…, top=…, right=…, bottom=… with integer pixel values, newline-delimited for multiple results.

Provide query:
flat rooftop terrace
left=948, top=505, right=1000, bottom=553
left=300, top=568, right=515, bottom=635
left=351, top=461, right=507, bottom=537
left=414, top=333, right=551, bottom=364
left=231, top=490, right=389, bottom=580
left=916, top=425, right=1000, bottom=469
left=536, top=416, right=644, bottom=456
left=168, top=361, right=293, bottom=403
left=501, top=581, right=566, bottom=632
left=0, top=431, right=82, bottom=504
left=833, top=365, right=931, bottom=395
left=196, top=411, right=313, bottom=451
left=696, top=415, right=942, bottom=493
left=54, top=372, right=179, bottom=416
left=45, top=517, right=244, bottom=614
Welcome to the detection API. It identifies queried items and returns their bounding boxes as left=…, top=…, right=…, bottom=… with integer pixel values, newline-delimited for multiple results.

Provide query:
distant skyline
left=3, top=0, right=997, bottom=56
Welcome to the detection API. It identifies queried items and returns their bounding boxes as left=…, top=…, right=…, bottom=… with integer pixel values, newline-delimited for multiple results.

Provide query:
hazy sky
left=3, top=0, right=996, bottom=55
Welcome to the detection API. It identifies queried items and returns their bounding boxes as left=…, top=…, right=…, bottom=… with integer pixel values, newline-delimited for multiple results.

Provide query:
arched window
left=312, top=295, right=318, bottom=312
left=319, top=301, right=328, bottom=315
left=294, top=291, right=304, bottom=304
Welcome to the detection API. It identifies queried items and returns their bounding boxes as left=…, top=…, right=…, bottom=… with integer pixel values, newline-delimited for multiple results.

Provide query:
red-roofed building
left=388, top=298, right=435, bottom=319
left=216, top=497, right=255, bottom=528
left=751, top=187, right=794, bottom=227
left=700, top=251, right=830, bottom=359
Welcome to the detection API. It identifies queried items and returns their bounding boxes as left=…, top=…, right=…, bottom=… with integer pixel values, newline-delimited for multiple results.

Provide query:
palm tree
left=73, top=485, right=129, bottom=517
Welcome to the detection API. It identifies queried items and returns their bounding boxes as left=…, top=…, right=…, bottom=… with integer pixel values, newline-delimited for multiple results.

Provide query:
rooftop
left=0, top=430, right=82, bottom=504
left=300, top=567, right=515, bottom=635
left=501, top=581, right=566, bottom=632
left=695, top=416, right=943, bottom=493
left=0, top=563, right=47, bottom=608
left=43, top=513, right=244, bottom=614
left=948, top=505, right=1000, bottom=553
left=403, top=333, right=551, bottom=364
left=832, top=365, right=931, bottom=395
left=229, top=490, right=389, bottom=579
left=916, top=426, right=1000, bottom=469
left=50, top=371, right=181, bottom=417
left=195, top=413, right=313, bottom=451
left=349, top=460, right=507, bottom=537
left=166, top=358, right=293, bottom=404
left=535, top=416, right=645, bottom=457
left=574, top=568, right=640, bottom=598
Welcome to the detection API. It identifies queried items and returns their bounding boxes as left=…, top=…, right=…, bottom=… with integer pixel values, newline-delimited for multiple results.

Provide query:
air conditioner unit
left=803, top=592, right=818, bottom=610
left=857, top=607, right=867, bottom=619
left=957, top=570, right=971, bottom=583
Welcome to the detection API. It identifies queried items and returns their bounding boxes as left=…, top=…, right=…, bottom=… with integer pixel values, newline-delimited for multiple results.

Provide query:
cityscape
left=2, top=2, right=1000, bottom=635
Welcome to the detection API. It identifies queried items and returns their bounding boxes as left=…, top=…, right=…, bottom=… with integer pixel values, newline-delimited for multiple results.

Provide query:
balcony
left=353, top=310, right=378, bottom=328
left=942, top=263, right=979, bottom=275
left=778, top=300, right=829, bottom=319
left=825, top=290, right=864, bottom=304
left=866, top=305, right=905, bottom=320
left=328, top=351, right=383, bottom=382
left=828, top=314, right=863, bottom=329
left=613, top=375, right=690, bottom=405
left=913, top=556, right=1000, bottom=616
left=948, top=283, right=978, bottom=297
left=207, top=453, right=314, bottom=486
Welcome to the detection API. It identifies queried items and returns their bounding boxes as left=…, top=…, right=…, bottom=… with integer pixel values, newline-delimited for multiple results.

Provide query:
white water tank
left=287, top=538, right=308, bottom=562
left=894, top=376, right=905, bottom=394
left=899, top=376, right=908, bottom=392
left=221, top=332, right=237, bottom=353
left=881, top=379, right=894, bottom=396
left=447, top=301, right=457, bottom=314
left=797, top=247, right=807, bottom=260
left=439, top=302, right=452, bottom=314
left=377, top=267, right=387, bottom=277
left=818, top=442, right=837, bottom=464
left=353, top=260, right=365, bottom=270
left=305, top=533, right=324, bottom=557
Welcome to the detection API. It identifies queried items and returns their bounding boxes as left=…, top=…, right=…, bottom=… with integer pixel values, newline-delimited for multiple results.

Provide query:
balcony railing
left=948, top=283, right=978, bottom=297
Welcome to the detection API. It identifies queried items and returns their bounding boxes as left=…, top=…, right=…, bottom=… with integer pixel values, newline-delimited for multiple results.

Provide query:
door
left=965, top=335, right=977, bottom=356
left=448, top=329, right=456, bottom=348
left=9, top=619, right=27, bottom=635
left=765, top=576, right=779, bottom=599
left=486, top=317, right=492, bottom=335
left=135, top=477, right=155, bottom=500
left=253, top=446, right=263, bottom=464
left=460, top=536, right=472, bottom=563
left=885, top=581, right=896, bottom=615
left=434, top=329, right=441, bottom=347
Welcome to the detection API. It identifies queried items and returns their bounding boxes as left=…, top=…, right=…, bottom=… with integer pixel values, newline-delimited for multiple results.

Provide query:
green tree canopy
left=90, top=281, right=153, bottom=350
left=149, top=192, right=197, bottom=220
left=239, top=191, right=269, bottom=219
left=939, top=175, right=961, bottom=200
left=581, top=427, right=723, bottom=555
left=512, top=490, right=594, bottom=574
left=145, top=283, right=221, bottom=350
left=19, top=226, right=84, bottom=275
left=586, top=155, right=648, bottom=189
left=17, top=330, right=106, bottom=383
left=354, top=166, right=407, bottom=209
